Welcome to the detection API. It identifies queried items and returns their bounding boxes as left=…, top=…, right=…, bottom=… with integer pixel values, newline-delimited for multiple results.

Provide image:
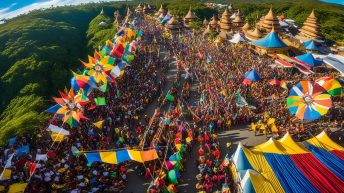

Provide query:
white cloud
left=0, top=3, right=18, bottom=14
left=0, top=0, right=126, bottom=20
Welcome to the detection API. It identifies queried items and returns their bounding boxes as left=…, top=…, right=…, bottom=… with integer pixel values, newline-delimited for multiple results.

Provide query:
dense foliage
left=0, top=3, right=126, bottom=143
left=0, top=0, right=343, bottom=143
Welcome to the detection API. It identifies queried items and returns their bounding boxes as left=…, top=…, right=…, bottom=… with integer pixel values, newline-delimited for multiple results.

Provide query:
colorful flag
left=8, top=137, right=16, bottom=146
left=94, top=97, right=106, bottom=106
left=93, top=120, right=104, bottom=129
left=166, top=92, right=175, bottom=102
left=16, top=145, right=29, bottom=157
left=0, top=169, right=12, bottom=180
left=235, top=93, right=248, bottom=108
left=8, top=183, right=27, bottom=193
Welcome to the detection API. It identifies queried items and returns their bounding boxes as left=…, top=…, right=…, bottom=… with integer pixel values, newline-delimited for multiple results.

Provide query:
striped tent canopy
left=231, top=132, right=344, bottom=193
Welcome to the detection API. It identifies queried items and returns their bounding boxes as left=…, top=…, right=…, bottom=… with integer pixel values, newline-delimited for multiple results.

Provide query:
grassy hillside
left=0, top=3, right=128, bottom=143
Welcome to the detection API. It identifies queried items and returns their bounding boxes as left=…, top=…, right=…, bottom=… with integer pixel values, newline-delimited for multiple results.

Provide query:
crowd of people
left=0, top=9, right=343, bottom=193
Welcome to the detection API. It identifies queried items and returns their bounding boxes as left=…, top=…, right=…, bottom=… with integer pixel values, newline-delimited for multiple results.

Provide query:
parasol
left=287, top=81, right=332, bottom=120
left=315, top=77, right=342, bottom=96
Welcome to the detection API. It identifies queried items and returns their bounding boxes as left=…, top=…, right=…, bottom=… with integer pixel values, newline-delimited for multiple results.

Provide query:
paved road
left=124, top=50, right=178, bottom=193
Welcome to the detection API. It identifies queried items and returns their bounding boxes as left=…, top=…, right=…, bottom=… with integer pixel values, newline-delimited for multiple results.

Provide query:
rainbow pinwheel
left=81, top=51, right=115, bottom=85
left=46, top=89, right=89, bottom=127
left=287, top=81, right=332, bottom=120
left=315, top=77, right=342, bottom=96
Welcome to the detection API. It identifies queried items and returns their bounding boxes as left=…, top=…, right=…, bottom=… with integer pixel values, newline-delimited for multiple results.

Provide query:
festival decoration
left=287, top=81, right=332, bottom=120
left=45, top=89, right=89, bottom=127
left=244, top=69, right=261, bottom=81
left=315, top=77, right=342, bottom=96
left=81, top=51, right=116, bottom=85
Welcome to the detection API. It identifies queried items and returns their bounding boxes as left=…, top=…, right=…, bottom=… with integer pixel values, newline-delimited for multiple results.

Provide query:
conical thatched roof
left=185, top=7, right=197, bottom=20
left=242, top=22, right=251, bottom=30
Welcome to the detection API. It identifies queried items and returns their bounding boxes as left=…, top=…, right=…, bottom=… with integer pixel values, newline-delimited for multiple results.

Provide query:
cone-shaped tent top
left=252, top=29, right=287, bottom=48
left=306, top=131, right=344, bottom=151
left=242, top=22, right=251, bottom=30
left=241, top=169, right=277, bottom=193
left=304, top=40, right=318, bottom=51
left=295, top=53, right=322, bottom=67
left=244, top=69, right=261, bottom=81
left=231, top=143, right=253, bottom=178
left=240, top=170, right=256, bottom=193
left=229, top=33, right=246, bottom=44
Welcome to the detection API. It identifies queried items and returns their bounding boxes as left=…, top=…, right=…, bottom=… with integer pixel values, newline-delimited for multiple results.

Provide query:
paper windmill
left=46, top=89, right=89, bottom=127
left=287, top=81, right=332, bottom=120
left=315, top=77, right=342, bottom=96
left=81, top=51, right=115, bottom=84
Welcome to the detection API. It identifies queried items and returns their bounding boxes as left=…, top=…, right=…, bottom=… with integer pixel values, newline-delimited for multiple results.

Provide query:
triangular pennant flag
left=93, top=120, right=104, bottom=129
left=99, top=83, right=109, bottom=92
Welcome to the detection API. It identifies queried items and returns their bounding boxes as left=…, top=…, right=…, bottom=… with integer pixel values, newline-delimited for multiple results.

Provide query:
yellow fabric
left=307, top=131, right=344, bottom=151
left=51, top=132, right=65, bottom=142
left=99, top=152, right=117, bottom=164
left=251, top=123, right=256, bottom=131
left=278, top=133, right=309, bottom=154
left=186, top=137, right=191, bottom=143
left=252, top=133, right=309, bottom=154
left=8, top=183, right=27, bottom=193
left=0, top=169, right=11, bottom=180
left=93, top=120, right=104, bottom=129
left=242, top=147, right=285, bottom=193
left=0, top=185, right=4, bottom=191
left=248, top=170, right=277, bottom=193
left=271, top=124, right=278, bottom=133
left=276, top=54, right=289, bottom=60
left=267, top=118, right=275, bottom=125
left=127, top=150, right=143, bottom=163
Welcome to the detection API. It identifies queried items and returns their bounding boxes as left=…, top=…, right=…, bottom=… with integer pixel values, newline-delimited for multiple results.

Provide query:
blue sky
left=0, top=0, right=123, bottom=20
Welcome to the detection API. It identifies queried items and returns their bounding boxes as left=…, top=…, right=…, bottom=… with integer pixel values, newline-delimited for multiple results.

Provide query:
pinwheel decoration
left=81, top=51, right=115, bottom=85
left=287, top=81, right=332, bottom=120
left=46, top=89, right=89, bottom=127
left=315, top=77, right=342, bottom=96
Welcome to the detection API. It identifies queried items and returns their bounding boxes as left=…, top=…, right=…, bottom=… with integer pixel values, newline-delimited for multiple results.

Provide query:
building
left=242, top=22, right=251, bottom=32
left=298, top=9, right=322, bottom=41
left=135, top=4, right=144, bottom=15
left=256, top=6, right=281, bottom=34
left=245, top=27, right=263, bottom=41
left=209, top=15, right=219, bottom=31
left=203, top=18, right=209, bottom=27
left=251, top=25, right=288, bottom=54
left=184, top=7, right=197, bottom=27
left=166, top=17, right=181, bottom=37
left=232, top=10, right=245, bottom=32
left=154, top=4, right=165, bottom=18
left=219, top=7, right=232, bottom=38
left=203, top=24, right=214, bottom=36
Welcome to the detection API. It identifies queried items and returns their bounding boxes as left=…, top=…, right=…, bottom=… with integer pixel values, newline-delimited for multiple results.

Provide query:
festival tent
left=303, top=40, right=318, bottom=51
left=229, top=33, right=246, bottom=44
left=240, top=169, right=277, bottom=193
left=321, top=54, right=344, bottom=76
left=231, top=132, right=344, bottom=193
left=293, top=53, right=322, bottom=67
left=231, top=143, right=253, bottom=179
left=244, top=70, right=261, bottom=81
left=252, top=31, right=287, bottom=48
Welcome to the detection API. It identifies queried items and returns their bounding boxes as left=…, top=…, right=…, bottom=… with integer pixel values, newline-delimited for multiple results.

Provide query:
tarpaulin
left=290, top=153, right=344, bottom=193
left=242, top=147, right=284, bottom=193
left=305, top=145, right=344, bottom=181
left=264, top=153, right=319, bottom=193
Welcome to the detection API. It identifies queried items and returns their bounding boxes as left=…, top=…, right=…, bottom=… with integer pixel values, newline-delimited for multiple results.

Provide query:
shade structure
left=231, top=132, right=344, bottom=193
left=287, top=81, right=332, bottom=120
left=244, top=70, right=261, bottom=81
left=315, top=77, right=342, bottom=96
left=295, top=53, right=322, bottom=67
left=304, top=40, right=318, bottom=51
left=229, top=33, right=246, bottom=44
left=252, top=31, right=287, bottom=48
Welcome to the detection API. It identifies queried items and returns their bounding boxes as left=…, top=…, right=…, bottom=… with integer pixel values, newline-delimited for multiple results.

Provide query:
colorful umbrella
left=46, top=89, right=89, bottom=127
left=287, top=81, right=332, bottom=120
left=315, top=77, right=342, bottom=96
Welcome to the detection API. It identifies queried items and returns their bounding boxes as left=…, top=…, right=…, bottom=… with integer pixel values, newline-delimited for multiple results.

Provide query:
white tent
left=229, top=33, right=246, bottom=44
left=313, top=54, right=344, bottom=76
